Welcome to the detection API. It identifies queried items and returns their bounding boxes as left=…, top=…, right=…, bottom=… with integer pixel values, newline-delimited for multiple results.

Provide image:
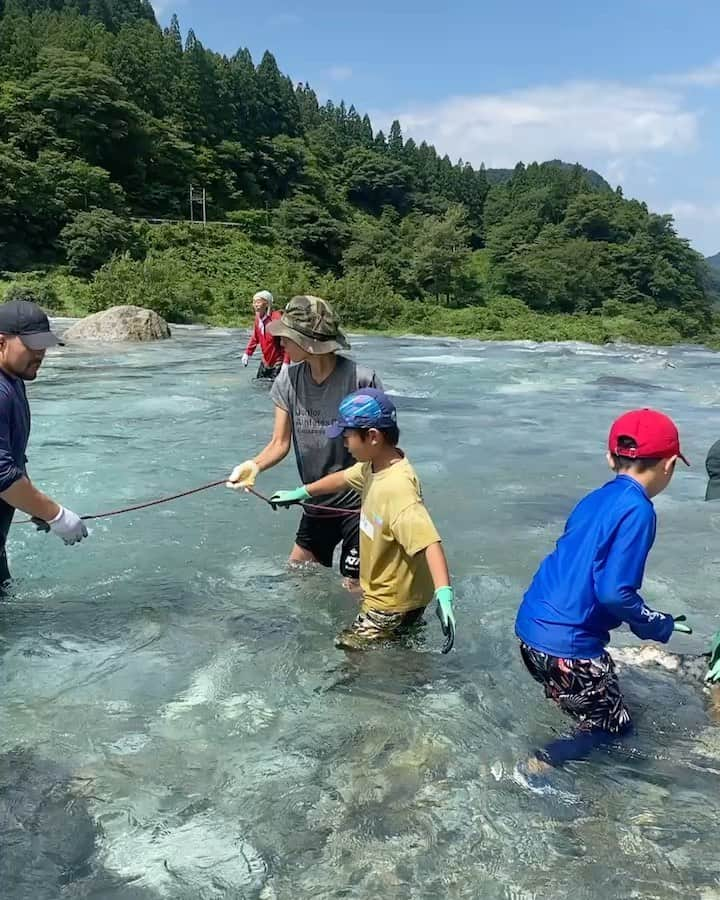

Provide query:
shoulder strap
left=289, top=361, right=302, bottom=394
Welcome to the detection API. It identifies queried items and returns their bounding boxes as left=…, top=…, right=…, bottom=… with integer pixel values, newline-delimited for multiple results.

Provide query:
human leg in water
left=0, top=500, right=15, bottom=589
left=291, top=511, right=360, bottom=592
left=518, top=642, right=633, bottom=782
left=256, top=362, right=282, bottom=381
left=534, top=721, right=631, bottom=767
left=335, top=605, right=425, bottom=651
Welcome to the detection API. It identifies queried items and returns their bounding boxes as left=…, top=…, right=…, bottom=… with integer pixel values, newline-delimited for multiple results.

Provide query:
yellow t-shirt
left=344, top=456, right=441, bottom=614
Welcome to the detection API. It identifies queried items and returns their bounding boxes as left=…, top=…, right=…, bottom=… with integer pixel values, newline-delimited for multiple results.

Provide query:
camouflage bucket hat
left=267, top=295, right=350, bottom=354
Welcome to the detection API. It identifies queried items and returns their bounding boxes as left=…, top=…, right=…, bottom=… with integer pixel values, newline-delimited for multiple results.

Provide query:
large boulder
left=63, top=306, right=171, bottom=342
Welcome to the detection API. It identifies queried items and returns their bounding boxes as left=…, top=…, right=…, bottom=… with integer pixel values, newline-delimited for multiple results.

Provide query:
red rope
left=246, top=487, right=359, bottom=518
left=79, top=479, right=229, bottom=520
left=15, top=479, right=358, bottom=526
left=15, top=479, right=227, bottom=525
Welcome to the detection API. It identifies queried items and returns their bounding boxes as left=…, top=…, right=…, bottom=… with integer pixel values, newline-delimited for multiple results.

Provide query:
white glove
left=48, top=506, right=88, bottom=545
left=242, top=353, right=250, bottom=367
left=226, top=460, right=259, bottom=490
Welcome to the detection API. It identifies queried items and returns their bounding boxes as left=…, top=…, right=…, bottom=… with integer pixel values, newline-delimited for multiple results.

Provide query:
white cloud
left=150, top=0, right=182, bottom=15
left=605, top=157, right=661, bottom=190
left=669, top=201, right=720, bottom=224
left=378, top=81, right=697, bottom=170
left=326, top=65, right=353, bottom=82
left=667, top=202, right=720, bottom=255
left=660, top=60, right=720, bottom=88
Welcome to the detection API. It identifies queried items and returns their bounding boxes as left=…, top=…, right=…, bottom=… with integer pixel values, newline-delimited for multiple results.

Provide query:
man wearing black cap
left=0, top=294, right=88, bottom=584
left=706, top=440, right=720, bottom=501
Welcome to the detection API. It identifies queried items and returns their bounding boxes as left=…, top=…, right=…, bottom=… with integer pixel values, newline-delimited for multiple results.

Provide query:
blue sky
left=153, top=0, right=720, bottom=255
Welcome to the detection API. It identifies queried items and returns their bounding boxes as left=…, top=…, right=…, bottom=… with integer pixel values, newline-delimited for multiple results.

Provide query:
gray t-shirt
left=270, top=355, right=382, bottom=510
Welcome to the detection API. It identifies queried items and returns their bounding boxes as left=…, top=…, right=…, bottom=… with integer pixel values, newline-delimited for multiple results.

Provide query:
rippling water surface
left=2, top=325, right=720, bottom=899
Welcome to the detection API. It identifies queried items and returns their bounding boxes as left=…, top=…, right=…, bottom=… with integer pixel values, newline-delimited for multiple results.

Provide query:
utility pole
left=189, top=185, right=207, bottom=227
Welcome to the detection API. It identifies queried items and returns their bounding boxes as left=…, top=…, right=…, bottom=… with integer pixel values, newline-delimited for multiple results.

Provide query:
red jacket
left=245, top=310, right=286, bottom=367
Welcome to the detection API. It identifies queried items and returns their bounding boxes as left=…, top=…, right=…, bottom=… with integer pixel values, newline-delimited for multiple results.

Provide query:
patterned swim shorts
left=519, top=641, right=632, bottom=734
left=335, top=606, right=425, bottom=651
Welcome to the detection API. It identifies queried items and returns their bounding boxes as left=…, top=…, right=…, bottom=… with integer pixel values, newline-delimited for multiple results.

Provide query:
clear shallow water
left=2, top=326, right=720, bottom=898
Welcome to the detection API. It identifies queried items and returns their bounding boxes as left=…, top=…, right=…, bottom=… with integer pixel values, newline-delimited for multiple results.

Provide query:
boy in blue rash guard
left=515, top=408, right=692, bottom=779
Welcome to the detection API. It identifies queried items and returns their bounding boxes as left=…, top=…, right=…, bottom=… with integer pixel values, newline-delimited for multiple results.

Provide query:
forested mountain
left=706, top=253, right=720, bottom=272
left=0, top=0, right=716, bottom=343
left=483, top=159, right=610, bottom=191
left=0, top=0, right=155, bottom=30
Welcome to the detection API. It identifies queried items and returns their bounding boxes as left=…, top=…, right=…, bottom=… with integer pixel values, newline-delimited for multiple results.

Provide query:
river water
left=2, top=325, right=720, bottom=899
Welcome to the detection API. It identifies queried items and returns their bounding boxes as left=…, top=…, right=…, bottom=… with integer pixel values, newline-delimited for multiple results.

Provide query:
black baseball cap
left=0, top=299, right=63, bottom=349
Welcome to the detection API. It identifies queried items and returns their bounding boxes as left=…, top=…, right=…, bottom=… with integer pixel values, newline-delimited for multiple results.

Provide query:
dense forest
left=1, top=0, right=718, bottom=345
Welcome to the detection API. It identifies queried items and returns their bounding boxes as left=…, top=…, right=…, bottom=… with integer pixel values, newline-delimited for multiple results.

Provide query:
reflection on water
left=1, top=326, right=720, bottom=898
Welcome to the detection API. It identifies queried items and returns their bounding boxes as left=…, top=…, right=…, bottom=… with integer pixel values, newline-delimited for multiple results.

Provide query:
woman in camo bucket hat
left=226, top=295, right=382, bottom=592
left=266, top=295, right=350, bottom=354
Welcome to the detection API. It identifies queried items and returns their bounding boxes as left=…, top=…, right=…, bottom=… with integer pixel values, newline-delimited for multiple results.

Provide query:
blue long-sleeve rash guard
left=0, top=370, right=30, bottom=495
left=515, top=475, right=675, bottom=659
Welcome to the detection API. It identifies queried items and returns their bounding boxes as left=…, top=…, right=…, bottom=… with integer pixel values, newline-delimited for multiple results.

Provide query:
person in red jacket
left=241, top=290, right=287, bottom=380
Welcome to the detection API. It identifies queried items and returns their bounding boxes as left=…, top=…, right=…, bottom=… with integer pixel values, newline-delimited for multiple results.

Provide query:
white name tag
left=359, top=512, right=375, bottom=540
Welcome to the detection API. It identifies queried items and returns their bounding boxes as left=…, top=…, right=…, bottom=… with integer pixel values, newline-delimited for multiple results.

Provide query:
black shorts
left=295, top=511, right=359, bottom=578
left=0, top=499, right=14, bottom=585
left=256, top=362, right=282, bottom=380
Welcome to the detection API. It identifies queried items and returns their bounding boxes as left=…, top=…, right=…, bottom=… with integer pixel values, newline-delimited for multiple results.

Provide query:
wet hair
left=353, top=425, right=400, bottom=446
left=611, top=436, right=662, bottom=473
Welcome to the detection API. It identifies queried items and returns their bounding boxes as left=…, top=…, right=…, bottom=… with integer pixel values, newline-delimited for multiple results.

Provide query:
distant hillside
left=0, top=0, right=156, bottom=30
left=486, top=159, right=611, bottom=191
left=703, top=253, right=720, bottom=306
left=706, top=252, right=720, bottom=272
left=0, top=0, right=713, bottom=341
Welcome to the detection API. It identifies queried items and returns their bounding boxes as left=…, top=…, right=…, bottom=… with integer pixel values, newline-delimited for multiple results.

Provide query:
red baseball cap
left=608, top=408, right=689, bottom=465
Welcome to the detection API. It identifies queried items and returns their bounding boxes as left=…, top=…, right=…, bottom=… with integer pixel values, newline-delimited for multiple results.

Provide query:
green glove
left=434, top=586, right=455, bottom=654
left=269, top=486, right=310, bottom=510
left=705, top=630, right=720, bottom=684
left=672, top=615, right=692, bottom=635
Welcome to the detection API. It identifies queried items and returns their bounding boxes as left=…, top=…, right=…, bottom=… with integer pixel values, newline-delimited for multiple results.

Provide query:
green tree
left=388, top=119, right=403, bottom=154
left=410, top=205, right=472, bottom=304
left=37, top=150, right=125, bottom=214
left=88, top=253, right=212, bottom=322
left=253, top=135, right=306, bottom=200
left=22, top=48, right=149, bottom=182
left=106, top=20, right=174, bottom=118
left=343, top=147, right=413, bottom=213
left=0, top=140, right=63, bottom=265
left=255, top=50, right=300, bottom=137
left=275, top=194, right=348, bottom=270
left=61, top=207, right=138, bottom=275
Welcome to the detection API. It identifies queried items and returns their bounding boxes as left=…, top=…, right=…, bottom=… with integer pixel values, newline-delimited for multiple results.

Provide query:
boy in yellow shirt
left=269, top=389, right=455, bottom=652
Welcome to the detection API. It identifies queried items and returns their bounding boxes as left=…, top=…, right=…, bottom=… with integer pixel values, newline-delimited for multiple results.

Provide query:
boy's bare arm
left=306, top=471, right=351, bottom=496
left=425, top=540, right=455, bottom=653
left=268, top=465, right=360, bottom=508
left=425, top=541, right=450, bottom=589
